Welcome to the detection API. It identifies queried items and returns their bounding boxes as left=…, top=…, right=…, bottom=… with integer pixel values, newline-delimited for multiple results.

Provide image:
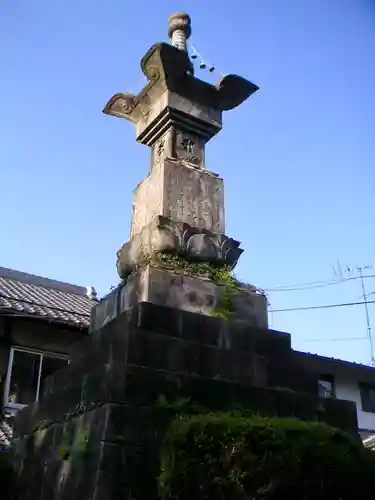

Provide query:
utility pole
left=357, top=265, right=374, bottom=364
left=332, top=261, right=374, bottom=364
left=341, top=263, right=374, bottom=364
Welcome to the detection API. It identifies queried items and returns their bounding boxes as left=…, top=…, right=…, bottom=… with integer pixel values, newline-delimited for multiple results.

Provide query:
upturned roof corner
left=103, top=33, right=259, bottom=127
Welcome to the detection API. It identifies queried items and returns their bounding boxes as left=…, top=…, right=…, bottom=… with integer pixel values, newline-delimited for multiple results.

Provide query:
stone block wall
left=12, top=303, right=359, bottom=500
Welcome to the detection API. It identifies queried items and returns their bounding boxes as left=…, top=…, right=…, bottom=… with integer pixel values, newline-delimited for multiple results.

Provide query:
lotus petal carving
left=116, top=216, right=243, bottom=280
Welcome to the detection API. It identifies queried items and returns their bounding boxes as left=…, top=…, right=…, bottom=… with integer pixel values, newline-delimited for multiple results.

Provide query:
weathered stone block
left=142, top=265, right=217, bottom=314
left=131, top=159, right=225, bottom=237
left=102, top=404, right=154, bottom=444
left=90, top=268, right=268, bottom=334
left=139, top=266, right=267, bottom=327
left=171, top=267, right=263, bottom=324
left=13, top=412, right=104, bottom=500
left=134, top=87, right=223, bottom=146
left=127, top=329, right=170, bottom=370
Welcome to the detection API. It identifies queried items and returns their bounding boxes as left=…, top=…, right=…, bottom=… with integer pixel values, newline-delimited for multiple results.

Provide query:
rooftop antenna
left=343, top=263, right=374, bottom=365
left=358, top=264, right=374, bottom=365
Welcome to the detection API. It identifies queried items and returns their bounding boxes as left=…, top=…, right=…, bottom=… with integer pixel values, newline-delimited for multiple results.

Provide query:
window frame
left=360, top=382, right=375, bottom=413
left=317, top=374, right=335, bottom=399
left=3, top=346, right=69, bottom=411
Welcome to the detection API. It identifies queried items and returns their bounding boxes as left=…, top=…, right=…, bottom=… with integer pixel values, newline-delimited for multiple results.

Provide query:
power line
left=264, top=274, right=375, bottom=292
left=351, top=291, right=375, bottom=302
left=270, top=299, right=375, bottom=313
left=297, top=336, right=367, bottom=343
left=265, top=278, right=340, bottom=291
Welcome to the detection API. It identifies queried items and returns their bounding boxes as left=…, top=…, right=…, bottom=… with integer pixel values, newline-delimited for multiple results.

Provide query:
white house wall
left=334, top=373, right=375, bottom=434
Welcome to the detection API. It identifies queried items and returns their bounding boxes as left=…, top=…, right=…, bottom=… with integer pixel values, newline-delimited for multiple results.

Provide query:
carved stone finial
left=168, top=12, right=191, bottom=51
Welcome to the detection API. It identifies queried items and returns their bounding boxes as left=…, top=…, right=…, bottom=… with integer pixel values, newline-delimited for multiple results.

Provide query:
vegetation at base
left=128, top=251, right=267, bottom=320
left=74, top=426, right=89, bottom=455
left=153, top=252, right=232, bottom=280
left=57, top=425, right=90, bottom=461
left=156, top=394, right=192, bottom=412
left=153, top=253, right=263, bottom=321
left=57, top=441, right=71, bottom=461
left=155, top=394, right=209, bottom=415
left=159, top=412, right=375, bottom=500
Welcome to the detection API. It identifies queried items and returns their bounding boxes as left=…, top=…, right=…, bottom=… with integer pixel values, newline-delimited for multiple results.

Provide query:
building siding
left=334, top=374, right=375, bottom=436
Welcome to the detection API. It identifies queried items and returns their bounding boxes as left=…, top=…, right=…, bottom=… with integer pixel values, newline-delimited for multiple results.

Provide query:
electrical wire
left=264, top=274, right=375, bottom=292
left=269, top=299, right=375, bottom=313
left=297, top=336, right=368, bottom=343
left=350, top=291, right=375, bottom=302
left=265, top=278, right=339, bottom=291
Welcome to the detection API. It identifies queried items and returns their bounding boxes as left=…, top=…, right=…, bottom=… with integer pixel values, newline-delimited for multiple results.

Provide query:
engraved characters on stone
left=164, top=160, right=224, bottom=232
left=175, top=130, right=204, bottom=168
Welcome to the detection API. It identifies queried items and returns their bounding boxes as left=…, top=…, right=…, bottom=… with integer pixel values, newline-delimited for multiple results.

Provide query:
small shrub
left=159, top=413, right=375, bottom=500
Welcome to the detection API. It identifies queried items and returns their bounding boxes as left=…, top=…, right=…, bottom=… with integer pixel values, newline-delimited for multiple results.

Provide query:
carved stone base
left=116, top=215, right=243, bottom=279
left=90, top=265, right=268, bottom=333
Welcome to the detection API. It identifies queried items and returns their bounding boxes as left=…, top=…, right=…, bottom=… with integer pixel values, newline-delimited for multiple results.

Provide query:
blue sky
left=1, top=0, right=374, bottom=363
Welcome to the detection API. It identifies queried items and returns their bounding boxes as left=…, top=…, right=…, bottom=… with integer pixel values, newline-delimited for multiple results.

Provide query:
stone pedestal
left=89, top=264, right=268, bottom=334
left=12, top=303, right=359, bottom=500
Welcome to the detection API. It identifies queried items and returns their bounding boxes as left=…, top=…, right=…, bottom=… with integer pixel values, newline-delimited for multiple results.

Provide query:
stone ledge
left=45, top=303, right=295, bottom=401
left=90, top=265, right=267, bottom=333
left=14, top=366, right=359, bottom=442
left=117, top=215, right=243, bottom=279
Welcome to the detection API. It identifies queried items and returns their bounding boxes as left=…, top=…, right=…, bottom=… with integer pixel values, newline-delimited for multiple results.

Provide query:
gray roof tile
left=363, top=434, right=375, bottom=451
left=0, top=267, right=97, bottom=328
left=0, top=417, right=12, bottom=450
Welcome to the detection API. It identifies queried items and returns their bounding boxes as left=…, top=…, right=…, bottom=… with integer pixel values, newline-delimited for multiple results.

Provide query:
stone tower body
left=98, top=12, right=267, bottom=328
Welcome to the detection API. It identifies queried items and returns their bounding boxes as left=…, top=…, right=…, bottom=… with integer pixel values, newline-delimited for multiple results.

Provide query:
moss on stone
left=152, top=253, right=240, bottom=320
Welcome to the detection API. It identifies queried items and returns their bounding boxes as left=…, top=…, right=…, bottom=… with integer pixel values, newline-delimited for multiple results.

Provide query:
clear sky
left=1, top=0, right=374, bottom=364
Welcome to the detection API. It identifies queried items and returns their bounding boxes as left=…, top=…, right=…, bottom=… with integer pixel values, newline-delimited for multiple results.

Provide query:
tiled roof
left=295, top=350, right=375, bottom=372
left=363, top=434, right=375, bottom=451
left=0, top=416, right=13, bottom=451
left=0, top=266, right=97, bottom=328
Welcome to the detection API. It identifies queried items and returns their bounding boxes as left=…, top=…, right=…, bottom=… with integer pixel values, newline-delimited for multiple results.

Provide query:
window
left=360, top=383, right=375, bottom=413
left=318, top=375, right=335, bottom=398
left=4, top=347, right=69, bottom=409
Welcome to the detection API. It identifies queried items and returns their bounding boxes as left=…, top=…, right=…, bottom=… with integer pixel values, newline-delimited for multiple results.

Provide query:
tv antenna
left=338, top=262, right=374, bottom=365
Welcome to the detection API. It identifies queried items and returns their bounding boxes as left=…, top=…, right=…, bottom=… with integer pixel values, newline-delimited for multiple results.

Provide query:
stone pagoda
left=12, top=13, right=359, bottom=500
left=95, top=12, right=266, bottom=328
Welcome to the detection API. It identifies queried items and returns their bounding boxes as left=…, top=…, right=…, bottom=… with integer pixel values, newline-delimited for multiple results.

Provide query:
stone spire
left=168, top=12, right=191, bottom=52
left=103, top=13, right=259, bottom=307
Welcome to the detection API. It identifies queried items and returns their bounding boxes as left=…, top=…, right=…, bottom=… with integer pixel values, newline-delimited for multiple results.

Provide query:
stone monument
left=11, top=13, right=359, bottom=500
left=96, top=12, right=266, bottom=329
